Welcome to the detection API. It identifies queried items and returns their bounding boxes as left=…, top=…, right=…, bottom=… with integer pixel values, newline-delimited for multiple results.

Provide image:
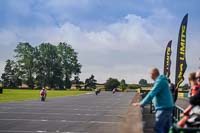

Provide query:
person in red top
left=40, top=87, right=47, bottom=101
left=186, top=70, right=200, bottom=127
left=177, top=71, right=200, bottom=127
left=188, top=72, right=199, bottom=97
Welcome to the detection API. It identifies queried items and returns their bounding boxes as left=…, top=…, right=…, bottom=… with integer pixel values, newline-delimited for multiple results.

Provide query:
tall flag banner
left=164, top=40, right=172, bottom=78
left=175, top=14, right=188, bottom=89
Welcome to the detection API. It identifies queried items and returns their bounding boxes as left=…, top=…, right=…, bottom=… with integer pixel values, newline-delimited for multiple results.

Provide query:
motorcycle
left=95, top=89, right=101, bottom=95
left=112, top=88, right=116, bottom=94
left=41, top=94, right=46, bottom=101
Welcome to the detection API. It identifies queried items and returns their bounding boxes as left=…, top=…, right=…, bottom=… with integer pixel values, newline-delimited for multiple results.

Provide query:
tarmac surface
left=0, top=92, right=134, bottom=133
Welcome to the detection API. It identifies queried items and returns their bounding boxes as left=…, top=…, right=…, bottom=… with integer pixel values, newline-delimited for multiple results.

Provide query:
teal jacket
left=140, top=75, right=174, bottom=110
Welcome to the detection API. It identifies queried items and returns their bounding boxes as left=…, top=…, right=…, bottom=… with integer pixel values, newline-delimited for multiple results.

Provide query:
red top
left=40, top=90, right=46, bottom=96
left=191, top=85, right=200, bottom=96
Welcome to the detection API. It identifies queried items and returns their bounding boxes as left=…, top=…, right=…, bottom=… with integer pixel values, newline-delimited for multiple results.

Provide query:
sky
left=0, top=0, right=199, bottom=84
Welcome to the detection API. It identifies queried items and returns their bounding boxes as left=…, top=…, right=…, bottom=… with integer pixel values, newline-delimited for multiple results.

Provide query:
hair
left=188, top=72, right=196, bottom=82
left=152, top=68, right=160, bottom=76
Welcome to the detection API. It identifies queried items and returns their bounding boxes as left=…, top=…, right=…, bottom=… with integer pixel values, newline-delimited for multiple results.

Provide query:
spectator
left=188, top=72, right=198, bottom=97
left=133, top=68, right=174, bottom=133
left=177, top=70, right=200, bottom=128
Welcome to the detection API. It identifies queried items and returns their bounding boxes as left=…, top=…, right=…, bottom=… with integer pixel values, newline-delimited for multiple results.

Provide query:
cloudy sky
left=0, top=0, right=199, bottom=83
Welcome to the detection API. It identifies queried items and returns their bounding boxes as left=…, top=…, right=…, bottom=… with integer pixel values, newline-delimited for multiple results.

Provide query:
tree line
left=1, top=42, right=81, bottom=89
left=0, top=41, right=162, bottom=91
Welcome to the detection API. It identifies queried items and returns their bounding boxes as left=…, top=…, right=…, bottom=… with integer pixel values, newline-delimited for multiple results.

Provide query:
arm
left=140, top=81, right=162, bottom=106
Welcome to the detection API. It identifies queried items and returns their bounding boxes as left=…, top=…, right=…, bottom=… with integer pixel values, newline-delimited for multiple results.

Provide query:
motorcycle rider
left=40, top=87, right=47, bottom=101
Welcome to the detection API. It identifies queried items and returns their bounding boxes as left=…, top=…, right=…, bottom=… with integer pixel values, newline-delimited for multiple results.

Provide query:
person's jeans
left=154, top=108, right=173, bottom=133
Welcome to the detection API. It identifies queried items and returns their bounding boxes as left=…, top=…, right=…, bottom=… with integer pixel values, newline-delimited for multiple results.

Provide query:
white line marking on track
left=0, top=130, right=34, bottom=133
left=0, top=130, right=88, bottom=133
left=0, top=107, right=124, bottom=112
left=71, top=108, right=114, bottom=111
left=0, top=106, right=128, bottom=110
left=0, top=118, right=120, bottom=124
left=41, top=119, right=48, bottom=122
left=0, top=112, right=123, bottom=117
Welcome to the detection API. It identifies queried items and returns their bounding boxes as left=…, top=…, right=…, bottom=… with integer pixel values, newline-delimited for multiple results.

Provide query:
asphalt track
left=0, top=92, right=134, bottom=133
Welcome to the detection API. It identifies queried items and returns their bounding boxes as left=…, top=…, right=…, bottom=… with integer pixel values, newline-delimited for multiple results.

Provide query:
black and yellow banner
left=164, top=40, right=172, bottom=78
left=175, top=14, right=188, bottom=89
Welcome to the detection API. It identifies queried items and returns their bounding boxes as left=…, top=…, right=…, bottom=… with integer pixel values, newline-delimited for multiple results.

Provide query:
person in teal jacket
left=133, top=68, right=174, bottom=133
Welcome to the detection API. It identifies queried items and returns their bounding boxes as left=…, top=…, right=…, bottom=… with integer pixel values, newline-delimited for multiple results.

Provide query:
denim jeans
left=154, top=108, right=173, bottom=133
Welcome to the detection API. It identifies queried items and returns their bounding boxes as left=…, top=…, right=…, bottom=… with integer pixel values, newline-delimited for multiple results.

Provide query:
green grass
left=0, top=89, right=91, bottom=103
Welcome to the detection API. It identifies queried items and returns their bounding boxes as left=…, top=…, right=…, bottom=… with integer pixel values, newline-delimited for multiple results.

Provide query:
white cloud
left=80, top=64, right=153, bottom=83
left=0, top=10, right=199, bottom=84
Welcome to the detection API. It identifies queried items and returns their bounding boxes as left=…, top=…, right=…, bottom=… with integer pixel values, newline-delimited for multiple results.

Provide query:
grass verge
left=0, top=89, right=91, bottom=103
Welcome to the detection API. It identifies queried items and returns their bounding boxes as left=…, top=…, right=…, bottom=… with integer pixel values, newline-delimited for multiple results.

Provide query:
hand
left=180, top=113, right=184, bottom=118
left=132, top=102, right=141, bottom=106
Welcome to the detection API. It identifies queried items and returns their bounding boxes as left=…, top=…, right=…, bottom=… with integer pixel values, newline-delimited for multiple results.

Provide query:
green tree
left=119, top=79, right=127, bottom=91
left=35, top=43, right=62, bottom=89
left=57, top=42, right=81, bottom=89
left=1, top=60, right=21, bottom=88
left=104, top=78, right=120, bottom=91
left=84, top=74, right=97, bottom=90
left=139, top=79, right=148, bottom=86
left=2, top=42, right=81, bottom=90
left=14, top=42, right=35, bottom=88
left=128, top=84, right=141, bottom=90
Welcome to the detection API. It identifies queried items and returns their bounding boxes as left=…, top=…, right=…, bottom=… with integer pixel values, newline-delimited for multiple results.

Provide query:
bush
left=138, top=79, right=148, bottom=86
left=119, top=79, right=127, bottom=91
left=128, top=84, right=141, bottom=90
left=104, top=78, right=120, bottom=91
